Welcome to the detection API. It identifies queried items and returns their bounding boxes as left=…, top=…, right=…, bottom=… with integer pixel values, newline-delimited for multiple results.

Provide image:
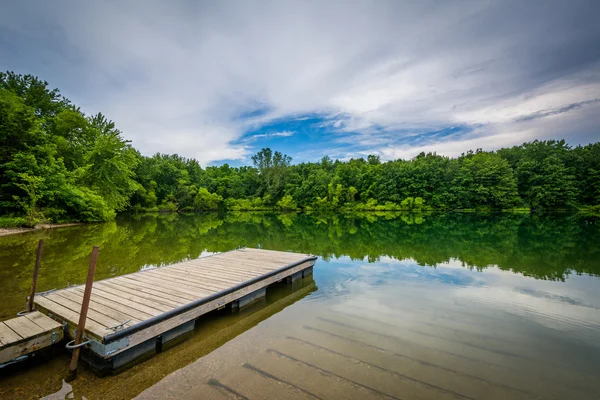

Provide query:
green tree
left=517, top=155, right=578, bottom=209
left=498, top=140, right=578, bottom=209
left=277, top=195, right=298, bottom=211
left=81, top=133, right=140, bottom=211
left=401, top=197, right=425, bottom=210
left=193, top=188, right=223, bottom=210
left=252, top=148, right=292, bottom=200
left=0, top=71, right=69, bottom=118
left=454, top=152, right=520, bottom=209
left=13, top=173, right=45, bottom=225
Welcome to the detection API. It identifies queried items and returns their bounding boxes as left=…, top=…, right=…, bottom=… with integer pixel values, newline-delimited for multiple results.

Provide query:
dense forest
left=1, top=72, right=599, bottom=226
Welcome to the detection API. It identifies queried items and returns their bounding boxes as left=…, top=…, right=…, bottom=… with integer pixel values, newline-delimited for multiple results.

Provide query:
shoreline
left=0, top=223, right=83, bottom=237
left=1, top=207, right=597, bottom=237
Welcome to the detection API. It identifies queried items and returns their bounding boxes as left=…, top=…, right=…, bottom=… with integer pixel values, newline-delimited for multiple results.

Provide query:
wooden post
left=26, top=239, right=44, bottom=313
left=68, top=246, right=99, bottom=376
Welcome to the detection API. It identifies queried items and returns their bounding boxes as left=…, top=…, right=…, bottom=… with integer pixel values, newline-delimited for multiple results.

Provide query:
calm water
left=0, top=212, right=599, bottom=399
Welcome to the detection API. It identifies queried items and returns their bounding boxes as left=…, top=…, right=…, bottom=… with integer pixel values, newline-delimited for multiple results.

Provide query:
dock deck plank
left=96, top=281, right=182, bottom=310
left=143, top=269, right=222, bottom=291
left=22, top=311, right=61, bottom=331
left=76, top=286, right=164, bottom=317
left=32, top=248, right=316, bottom=360
left=166, top=266, right=247, bottom=286
left=34, top=295, right=111, bottom=339
left=0, top=312, right=64, bottom=364
left=192, top=260, right=274, bottom=275
left=46, top=291, right=133, bottom=328
left=54, top=289, right=144, bottom=325
left=122, top=274, right=215, bottom=299
left=69, top=287, right=155, bottom=321
left=187, top=265, right=265, bottom=280
left=147, top=269, right=229, bottom=292
left=0, top=321, right=22, bottom=345
left=103, top=278, right=189, bottom=306
left=117, top=276, right=199, bottom=302
left=3, top=315, right=45, bottom=337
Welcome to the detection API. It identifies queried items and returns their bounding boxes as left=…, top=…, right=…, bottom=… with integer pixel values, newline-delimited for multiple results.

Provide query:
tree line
left=1, top=72, right=599, bottom=225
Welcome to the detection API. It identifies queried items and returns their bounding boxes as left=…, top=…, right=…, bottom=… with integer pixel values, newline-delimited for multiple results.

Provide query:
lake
left=0, top=212, right=599, bottom=399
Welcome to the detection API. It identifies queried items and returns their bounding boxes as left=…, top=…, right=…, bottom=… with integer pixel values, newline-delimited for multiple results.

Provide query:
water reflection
left=137, top=257, right=600, bottom=400
left=41, top=380, right=86, bottom=400
left=1, top=212, right=599, bottom=320
left=0, top=212, right=599, bottom=399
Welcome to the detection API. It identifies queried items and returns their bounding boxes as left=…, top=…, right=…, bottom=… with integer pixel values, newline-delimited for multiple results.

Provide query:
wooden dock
left=33, top=248, right=317, bottom=371
left=0, top=312, right=64, bottom=366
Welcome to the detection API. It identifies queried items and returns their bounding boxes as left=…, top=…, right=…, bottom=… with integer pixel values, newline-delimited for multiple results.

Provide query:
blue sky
left=1, top=1, right=599, bottom=165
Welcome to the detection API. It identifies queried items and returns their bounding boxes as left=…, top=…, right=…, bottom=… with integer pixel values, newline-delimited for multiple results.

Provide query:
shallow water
left=1, top=212, right=599, bottom=399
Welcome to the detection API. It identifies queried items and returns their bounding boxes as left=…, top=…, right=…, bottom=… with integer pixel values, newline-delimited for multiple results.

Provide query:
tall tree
left=453, top=152, right=520, bottom=209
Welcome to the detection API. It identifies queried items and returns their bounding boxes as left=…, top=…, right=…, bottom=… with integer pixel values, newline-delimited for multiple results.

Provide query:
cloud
left=251, top=130, right=295, bottom=139
left=1, top=1, right=599, bottom=164
left=515, top=99, right=600, bottom=123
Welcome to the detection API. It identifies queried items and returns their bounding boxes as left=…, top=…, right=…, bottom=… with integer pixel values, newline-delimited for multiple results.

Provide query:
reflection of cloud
left=42, top=380, right=88, bottom=400
left=319, top=255, right=600, bottom=348
left=454, top=272, right=600, bottom=346
left=514, top=286, right=599, bottom=309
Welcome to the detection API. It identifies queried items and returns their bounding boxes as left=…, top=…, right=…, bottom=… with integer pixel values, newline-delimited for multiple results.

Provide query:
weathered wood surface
left=33, top=248, right=315, bottom=354
left=0, top=311, right=64, bottom=364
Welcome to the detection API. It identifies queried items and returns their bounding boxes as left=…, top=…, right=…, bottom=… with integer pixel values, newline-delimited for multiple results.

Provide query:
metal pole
left=26, top=239, right=44, bottom=313
left=68, top=245, right=99, bottom=376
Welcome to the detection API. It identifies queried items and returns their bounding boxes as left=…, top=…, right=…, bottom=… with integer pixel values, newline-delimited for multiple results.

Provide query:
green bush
left=0, top=216, right=29, bottom=228
left=193, top=187, right=222, bottom=210
left=225, top=197, right=274, bottom=211
left=225, top=198, right=250, bottom=211
left=350, top=199, right=402, bottom=211
left=44, top=207, right=67, bottom=222
left=277, top=195, right=298, bottom=211
left=158, top=201, right=178, bottom=213
left=57, top=185, right=116, bottom=222
left=400, top=197, right=425, bottom=210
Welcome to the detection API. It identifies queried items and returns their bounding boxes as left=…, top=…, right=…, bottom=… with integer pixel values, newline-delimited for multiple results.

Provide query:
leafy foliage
left=277, top=195, right=298, bottom=211
left=193, top=188, right=223, bottom=211
left=0, top=72, right=138, bottom=223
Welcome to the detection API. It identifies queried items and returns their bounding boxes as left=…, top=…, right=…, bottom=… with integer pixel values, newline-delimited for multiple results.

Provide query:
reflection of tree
left=205, top=212, right=598, bottom=281
left=1, top=212, right=599, bottom=317
left=276, top=212, right=298, bottom=227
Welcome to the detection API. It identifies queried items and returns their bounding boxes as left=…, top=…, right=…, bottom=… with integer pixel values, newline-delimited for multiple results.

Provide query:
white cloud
left=377, top=97, right=600, bottom=160
left=251, top=130, right=295, bottom=139
left=1, top=1, right=599, bottom=164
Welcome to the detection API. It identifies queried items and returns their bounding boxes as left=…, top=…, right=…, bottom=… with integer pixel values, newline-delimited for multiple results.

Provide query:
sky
left=1, top=0, right=599, bottom=166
